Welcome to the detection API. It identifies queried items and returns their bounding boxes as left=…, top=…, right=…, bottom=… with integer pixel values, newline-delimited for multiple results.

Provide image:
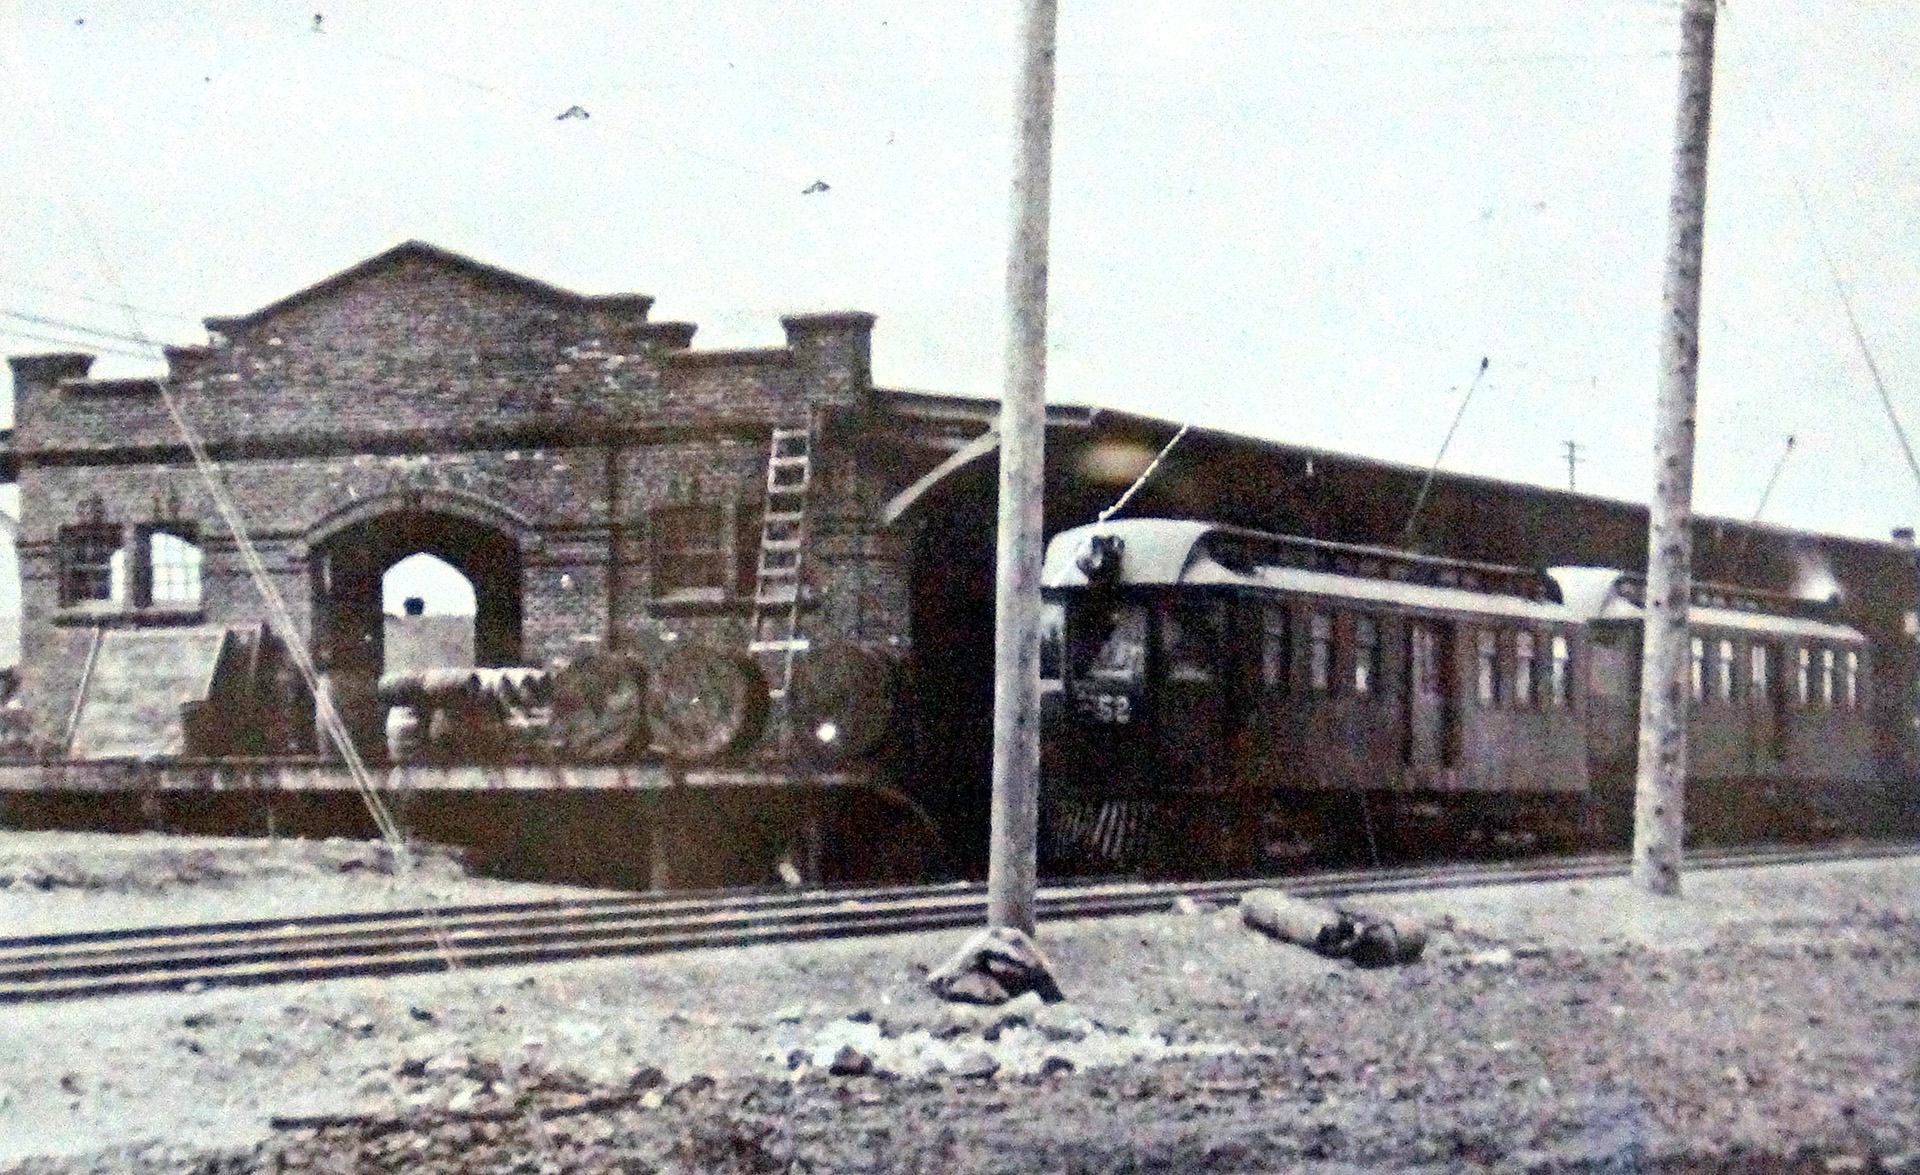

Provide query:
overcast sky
left=3, top=0, right=1917, bottom=568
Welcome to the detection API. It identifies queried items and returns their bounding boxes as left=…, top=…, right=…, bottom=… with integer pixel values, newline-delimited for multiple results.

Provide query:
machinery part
left=790, top=645, right=899, bottom=760
left=645, top=645, right=768, bottom=762
left=546, top=653, right=648, bottom=763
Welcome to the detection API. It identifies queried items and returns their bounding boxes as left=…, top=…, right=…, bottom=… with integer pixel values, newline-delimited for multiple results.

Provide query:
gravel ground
left=1, top=833, right=1917, bottom=1173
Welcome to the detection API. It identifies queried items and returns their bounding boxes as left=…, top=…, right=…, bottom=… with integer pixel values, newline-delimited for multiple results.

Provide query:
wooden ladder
left=748, top=424, right=814, bottom=705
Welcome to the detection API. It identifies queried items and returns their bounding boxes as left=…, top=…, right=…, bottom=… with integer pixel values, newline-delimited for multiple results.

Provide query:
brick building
left=3, top=241, right=933, bottom=760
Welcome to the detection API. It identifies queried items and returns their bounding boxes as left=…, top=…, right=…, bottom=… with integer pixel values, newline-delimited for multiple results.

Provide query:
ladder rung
left=760, top=537, right=801, bottom=552
left=757, top=564, right=798, bottom=579
left=771, top=427, right=810, bottom=441
left=750, top=639, right=810, bottom=653
left=757, top=587, right=798, bottom=605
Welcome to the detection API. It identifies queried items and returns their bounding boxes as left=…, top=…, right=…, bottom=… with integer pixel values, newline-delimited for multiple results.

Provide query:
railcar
left=1038, top=518, right=1887, bottom=873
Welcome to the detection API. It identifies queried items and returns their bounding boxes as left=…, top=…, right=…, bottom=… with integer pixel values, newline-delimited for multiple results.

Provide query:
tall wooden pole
left=986, top=0, right=1057, bottom=935
left=1633, top=0, right=1718, bottom=897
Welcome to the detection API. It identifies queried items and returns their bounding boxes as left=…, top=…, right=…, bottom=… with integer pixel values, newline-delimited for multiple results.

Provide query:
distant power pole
left=1633, top=0, right=1718, bottom=898
left=986, top=0, right=1057, bottom=936
left=1563, top=440, right=1585, bottom=491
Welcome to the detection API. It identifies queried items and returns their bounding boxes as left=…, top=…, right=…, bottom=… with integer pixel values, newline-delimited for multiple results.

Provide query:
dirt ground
left=1, top=831, right=1917, bottom=1174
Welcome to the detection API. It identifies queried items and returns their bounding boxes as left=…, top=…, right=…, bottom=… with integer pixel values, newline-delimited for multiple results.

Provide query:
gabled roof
left=202, top=240, right=653, bottom=336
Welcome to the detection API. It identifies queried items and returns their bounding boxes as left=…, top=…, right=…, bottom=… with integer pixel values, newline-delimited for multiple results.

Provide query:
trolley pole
left=1633, top=0, right=1718, bottom=897
left=986, top=0, right=1057, bottom=935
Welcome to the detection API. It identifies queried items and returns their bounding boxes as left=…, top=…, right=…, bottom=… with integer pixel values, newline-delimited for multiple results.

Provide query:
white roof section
left=1044, top=520, right=1572, bottom=624
left=1546, top=568, right=1865, bottom=645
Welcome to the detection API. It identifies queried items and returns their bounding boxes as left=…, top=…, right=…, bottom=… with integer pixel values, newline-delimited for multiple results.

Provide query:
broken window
left=59, top=525, right=122, bottom=606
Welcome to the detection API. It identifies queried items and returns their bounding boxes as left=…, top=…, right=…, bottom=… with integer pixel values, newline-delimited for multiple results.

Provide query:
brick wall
left=6, top=242, right=917, bottom=758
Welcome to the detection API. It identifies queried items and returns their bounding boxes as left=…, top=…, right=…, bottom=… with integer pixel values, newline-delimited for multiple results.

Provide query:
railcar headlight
left=815, top=720, right=840, bottom=746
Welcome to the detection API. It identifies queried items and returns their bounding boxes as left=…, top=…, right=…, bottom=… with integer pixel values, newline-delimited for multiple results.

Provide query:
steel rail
left=0, top=840, right=1911, bottom=1004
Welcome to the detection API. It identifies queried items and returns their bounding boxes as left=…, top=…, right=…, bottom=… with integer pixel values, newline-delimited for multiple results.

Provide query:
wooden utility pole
left=986, top=0, right=1057, bottom=935
left=1633, top=0, right=1718, bottom=897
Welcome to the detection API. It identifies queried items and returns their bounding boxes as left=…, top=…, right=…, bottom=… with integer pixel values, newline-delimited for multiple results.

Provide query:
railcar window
left=1514, top=631, right=1536, bottom=707
left=1796, top=647, right=1811, bottom=706
left=1690, top=637, right=1705, bottom=703
left=1309, top=612, right=1332, bottom=692
left=1750, top=644, right=1771, bottom=705
left=1411, top=624, right=1439, bottom=694
left=1715, top=639, right=1735, bottom=703
left=1075, top=602, right=1148, bottom=686
left=1819, top=648, right=1835, bottom=707
left=1476, top=630, right=1498, bottom=706
left=1353, top=616, right=1379, bottom=696
left=1161, top=600, right=1222, bottom=683
left=1549, top=634, right=1571, bottom=706
left=1039, top=601, right=1064, bottom=692
left=1261, top=605, right=1290, bottom=691
left=1844, top=650, right=1860, bottom=708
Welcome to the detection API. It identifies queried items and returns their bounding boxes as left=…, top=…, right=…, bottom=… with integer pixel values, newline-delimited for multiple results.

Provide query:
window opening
left=1750, top=644, right=1771, bottom=705
left=145, top=530, right=203, bottom=608
left=1260, top=604, right=1290, bottom=691
left=1039, top=600, right=1064, bottom=696
left=1353, top=615, right=1379, bottom=696
left=1476, top=630, right=1498, bottom=705
left=59, top=525, right=121, bottom=606
left=1795, top=647, right=1811, bottom=705
left=1514, top=631, right=1536, bottom=706
left=1074, top=602, right=1148, bottom=686
left=1819, top=648, right=1835, bottom=707
left=651, top=505, right=732, bottom=599
left=1690, top=637, right=1705, bottom=702
left=1309, top=612, right=1332, bottom=692
left=1715, top=638, right=1735, bottom=703
left=1549, top=634, right=1571, bottom=706
left=1843, top=650, right=1860, bottom=708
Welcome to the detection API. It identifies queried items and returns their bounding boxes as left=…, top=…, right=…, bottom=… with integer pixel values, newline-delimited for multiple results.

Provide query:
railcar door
left=1156, top=595, right=1227, bottom=790
left=1405, top=619, right=1458, bottom=772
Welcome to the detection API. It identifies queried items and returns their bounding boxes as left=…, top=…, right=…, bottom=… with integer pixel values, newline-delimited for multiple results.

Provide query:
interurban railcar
left=1037, top=519, right=1889, bottom=871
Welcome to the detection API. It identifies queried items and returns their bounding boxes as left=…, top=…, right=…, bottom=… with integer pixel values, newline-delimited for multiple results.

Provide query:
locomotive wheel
left=645, top=645, right=768, bottom=761
left=546, top=653, right=648, bottom=763
left=790, top=645, right=899, bottom=760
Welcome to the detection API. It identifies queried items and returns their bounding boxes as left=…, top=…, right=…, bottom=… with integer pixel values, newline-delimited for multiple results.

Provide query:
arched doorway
left=309, top=508, right=523, bottom=754
left=312, top=509, right=523, bottom=675
left=382, top=553, right=478, bottom=674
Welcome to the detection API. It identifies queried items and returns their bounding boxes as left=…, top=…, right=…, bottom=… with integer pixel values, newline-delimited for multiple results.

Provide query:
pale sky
left=3, top=0, right=1917, bottom=575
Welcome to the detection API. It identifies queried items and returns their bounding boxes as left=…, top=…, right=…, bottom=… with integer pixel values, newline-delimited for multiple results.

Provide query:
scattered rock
left=827, top=1045, right=874, bottom=1077
left=1038, top=1055, right=1076, bottom=1077
left=950, top=1050, right=1000, bottom=1079
left=408, top=1005, right=436, bottom=1023
left=927, top=926, right=1064, bottom=1005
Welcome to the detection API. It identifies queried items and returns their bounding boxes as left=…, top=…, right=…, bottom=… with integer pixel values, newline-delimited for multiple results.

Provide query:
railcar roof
left=1043, top=520, right=1572, bottom=623
left=1547, top=567, right=1866, bottom=644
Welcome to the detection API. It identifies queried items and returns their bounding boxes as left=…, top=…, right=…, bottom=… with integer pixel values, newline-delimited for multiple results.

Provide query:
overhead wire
left=0, top=12, right=456, bottom=967
left=1732, top=13, right=1920, bottom=500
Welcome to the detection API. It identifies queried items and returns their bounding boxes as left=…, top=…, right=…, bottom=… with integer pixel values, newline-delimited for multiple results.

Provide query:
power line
left=1400, top=356, right=1489, bottom=548
left=2, top=309, right=178, bottom=352
left=0, top=328, right=159, bottom=363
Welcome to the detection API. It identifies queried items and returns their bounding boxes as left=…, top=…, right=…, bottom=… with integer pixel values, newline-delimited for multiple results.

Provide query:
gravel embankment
left=1, top=832, right=1916, bottom=1173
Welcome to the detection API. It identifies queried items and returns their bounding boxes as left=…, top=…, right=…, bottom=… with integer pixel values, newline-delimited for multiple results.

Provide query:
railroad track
left=2, top=840, right=1913, bottom=1005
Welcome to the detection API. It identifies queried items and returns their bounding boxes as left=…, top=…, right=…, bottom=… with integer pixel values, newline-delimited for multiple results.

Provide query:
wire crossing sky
left=2, top=0, right=1917, bottom=545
